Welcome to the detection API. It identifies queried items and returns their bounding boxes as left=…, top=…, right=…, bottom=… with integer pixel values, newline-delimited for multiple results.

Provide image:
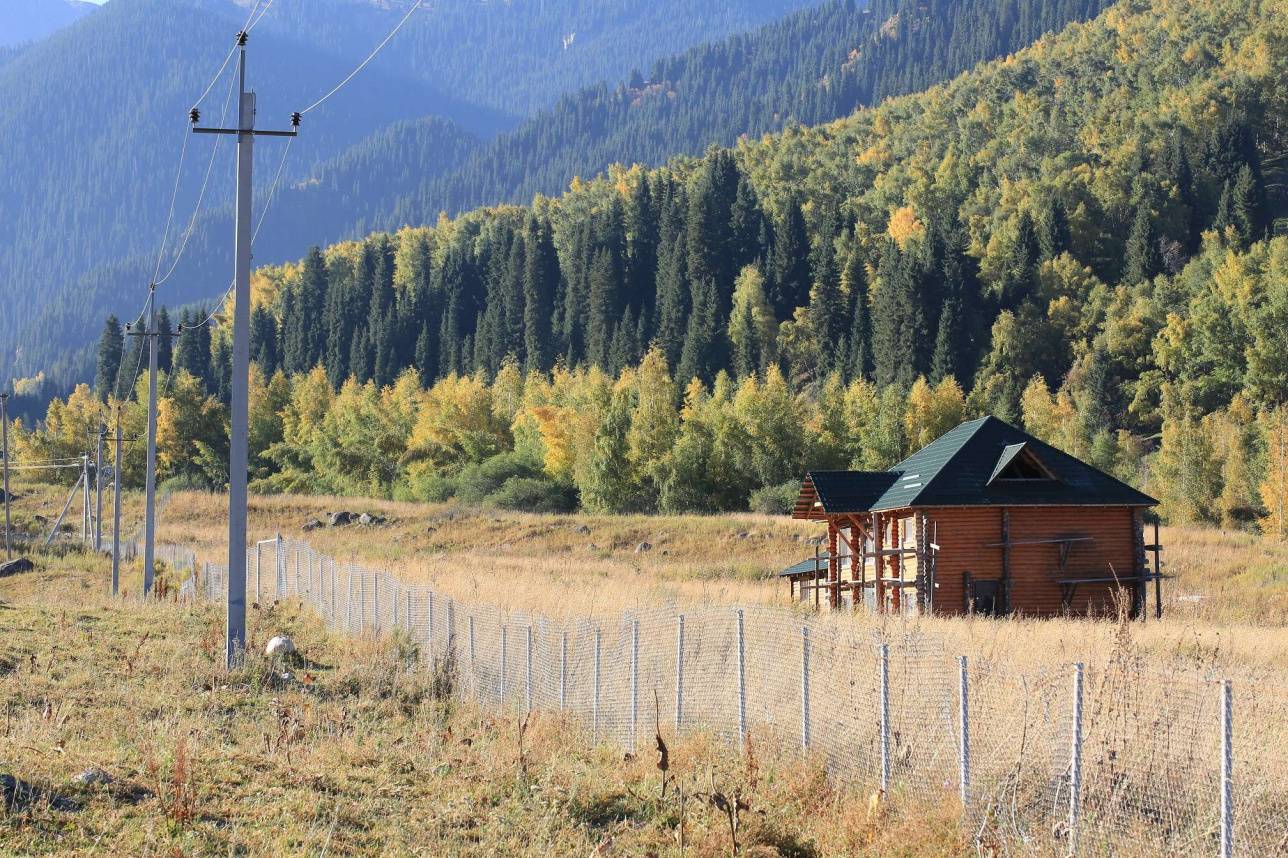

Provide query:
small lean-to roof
left=779, top=554, right=833, bottom=578
left=793, top=416, right=1157, bottom=518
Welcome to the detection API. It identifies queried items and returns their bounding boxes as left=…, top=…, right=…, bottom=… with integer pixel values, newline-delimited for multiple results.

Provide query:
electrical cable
left=191, top=0, right=265, bottom=110
left=299, top=0, right=424, bottom=117
left=185, top=134, right=295, bottom=334
left=155, top=57, right=241, bottom=287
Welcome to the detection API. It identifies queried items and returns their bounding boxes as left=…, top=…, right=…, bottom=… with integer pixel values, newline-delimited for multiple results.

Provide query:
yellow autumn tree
left=1262, top=406, right=1288, bottom=539
left=904, top=376, right=965, bottom=451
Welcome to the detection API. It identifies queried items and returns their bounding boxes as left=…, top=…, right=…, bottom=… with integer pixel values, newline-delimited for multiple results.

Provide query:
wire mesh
left=166, top=535, right=1288, bottom=856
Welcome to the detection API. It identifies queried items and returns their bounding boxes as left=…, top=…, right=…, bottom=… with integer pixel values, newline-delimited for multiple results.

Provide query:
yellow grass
left=0, top=548, right=967, bottom=856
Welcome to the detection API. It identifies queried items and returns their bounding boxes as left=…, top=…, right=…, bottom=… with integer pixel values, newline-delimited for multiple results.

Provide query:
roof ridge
left=896, top=415, right=997, bottom=507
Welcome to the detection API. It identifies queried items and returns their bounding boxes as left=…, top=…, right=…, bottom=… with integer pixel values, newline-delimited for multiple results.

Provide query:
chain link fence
left=164, top=537, right=1286, bottom=857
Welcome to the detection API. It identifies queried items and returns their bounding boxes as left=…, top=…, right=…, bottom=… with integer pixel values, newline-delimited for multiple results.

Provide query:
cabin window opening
left=991, top=444, right=1060, bottom=483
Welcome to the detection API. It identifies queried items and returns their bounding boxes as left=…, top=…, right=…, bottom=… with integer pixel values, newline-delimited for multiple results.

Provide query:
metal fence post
left=329, top=562, right=337, bottom=627
left=1069, top=663, right=1085, bottom=857
left=373, top=575, right=380, bottom=632
left=958, top=655, right=970, bottom=807
left=526, top=625, right=534, bottom=715
left=593, top=627, right=601, bottom=742
left=675, top=614, right=685, bottom=733
left=255, top=543, right=262, bottom=604
left=736, top=609, right=747, bottom=750
left=404, top=589, right=412, bottom=634
left=500, top=624, right=508, bottom=708
left=630, top=619, right=639, bottom=750
left=392, top=580, right=400, bottom=628
left=275, top=534, right=283, bottom=599
left=559, top=630, right=568, bottom=711
left=801, top=626, right=811, bottom=751
left=427, top=591, right=435, bottom=659
left=879, top=642, right=890, bottom=793
left=446, top=598, right=455, bottom=660
left=1220, top=679, right=1233, bottom=858
left=468, top=614, right=476, bottom=700
left=346, top=571, right=355, bottom=633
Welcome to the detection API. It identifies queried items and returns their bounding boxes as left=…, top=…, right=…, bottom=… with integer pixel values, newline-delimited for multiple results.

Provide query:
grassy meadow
left=0, top=546, right=963, bottom=856
left=5, top=478, right=1288, bottom=678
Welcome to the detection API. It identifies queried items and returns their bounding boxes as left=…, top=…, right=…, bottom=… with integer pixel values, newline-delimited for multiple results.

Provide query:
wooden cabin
left=785, top=416, right=1163, bottom=618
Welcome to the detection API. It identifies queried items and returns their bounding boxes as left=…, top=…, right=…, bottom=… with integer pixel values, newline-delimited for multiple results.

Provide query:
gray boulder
left=635, top=541, right=653, bottom=554
left=301, top=519, right=324, bottom=532
left=328, top=511, right=356, bottom=527
left=0, top=558, right=34, bottom=578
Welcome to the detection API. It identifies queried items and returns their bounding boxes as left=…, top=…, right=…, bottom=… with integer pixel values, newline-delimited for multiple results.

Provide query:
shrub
left=486, top=477, right=578, bottom=513
left=454, top=453, right=545, bottom=504
left=748, top=479, right=800, bottom=515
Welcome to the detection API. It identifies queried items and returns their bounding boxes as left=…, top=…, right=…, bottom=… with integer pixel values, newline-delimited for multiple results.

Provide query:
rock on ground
left=73, top=768, right=113, bottom=786
left=265, top=635, right=296, bottom=658
left=328, top=511, right=356, bottom=527
left=635, top=541, right=653, bottom=554
left=302, top=519, right=324, bottom=532
left=0, top=558, right=34, bottom=578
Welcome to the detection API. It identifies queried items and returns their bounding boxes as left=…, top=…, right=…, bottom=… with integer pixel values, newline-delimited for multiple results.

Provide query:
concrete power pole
left=94, top=425, right=105, bottom=552
left=1, top=392, right=9, bottom=561
left=144, top=287, right=158, bottom=595
left=112, top=410, right=123, bottom=597
left=126, top=289, right=160, bottom=595
left=193, top=32, right=297, bottom=668
left=81, top=453, right=90, bottom=544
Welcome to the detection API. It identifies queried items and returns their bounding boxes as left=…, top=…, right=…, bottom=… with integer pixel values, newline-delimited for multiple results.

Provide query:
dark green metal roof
left=779, top=554, right=832, bottom=578
left=799, top=416, right=1157, bottom=515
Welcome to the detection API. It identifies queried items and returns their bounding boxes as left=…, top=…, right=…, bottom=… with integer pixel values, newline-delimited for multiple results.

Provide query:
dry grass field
left=0, top=548, right=964, bottom=856
left=5, top=479, right=1288, bottom=679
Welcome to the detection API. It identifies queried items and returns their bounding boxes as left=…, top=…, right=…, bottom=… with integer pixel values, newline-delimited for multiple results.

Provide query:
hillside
left=16, top=0, right=1288, bottom=533
left=0, top=0, right=95, bottom=48
left=0, top=547, right=961, bottom=854
left=6, top=0, right=1116, bottom=403
left=0, top=0, right=820, bottom=392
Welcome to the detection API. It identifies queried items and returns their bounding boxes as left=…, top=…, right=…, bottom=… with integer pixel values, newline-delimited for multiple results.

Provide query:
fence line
left=147, top=538, right=1286, bottom=857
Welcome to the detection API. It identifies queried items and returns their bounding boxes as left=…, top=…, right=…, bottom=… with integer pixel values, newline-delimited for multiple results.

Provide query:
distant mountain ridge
left=0, top=0, right=96, bottom=48
left=0, top=0, right=821, bottom=396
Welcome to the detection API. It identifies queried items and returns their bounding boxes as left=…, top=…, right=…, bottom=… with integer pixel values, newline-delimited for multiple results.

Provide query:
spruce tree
left=807, top=234, right=844, bottom=378
left=1123, top=200, right=1161, bottom=283
left=250, top=305, right=279, bottom=377
left=586, top=247, right=620, bottom=369
left=523, top=217, right=558, bottom=374
left=677, top=277, right=726, bottom=384
left=95, top=315, right=124, bottom=403
left=770, top=198, right=811, bottom=318
left=842, top=247, right=872, bottom=382
left=156, top=305, right=174, bottom=373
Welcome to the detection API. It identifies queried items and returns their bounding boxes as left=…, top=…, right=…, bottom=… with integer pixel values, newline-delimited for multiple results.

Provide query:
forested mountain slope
left=0, top=0, right=816, bottom=390
left=388, top=0, right=1115, bottom=223
left=0, top=0, right=95, bottom=48
left=26, top=0, right=1288, bottom=530
left=11, top=0, right=1111, bottom=402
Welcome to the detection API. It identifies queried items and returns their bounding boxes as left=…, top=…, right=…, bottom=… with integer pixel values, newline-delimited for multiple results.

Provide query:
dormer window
left=989, top=442, right=1058, bottom=484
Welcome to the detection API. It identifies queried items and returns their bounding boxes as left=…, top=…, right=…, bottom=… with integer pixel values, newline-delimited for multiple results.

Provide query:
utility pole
left=109, top=408, right=140, bottom=598
left=1, top=392, right=10, bottom=561
left=112, top=410, right=123, bottom=597
left=125, top=288, right=161, bottom=596
left=94, top=425, right=105, bottom=552
left=193, top=31, right=297, bottom=668
left=81, top=453, right=90, bottom=544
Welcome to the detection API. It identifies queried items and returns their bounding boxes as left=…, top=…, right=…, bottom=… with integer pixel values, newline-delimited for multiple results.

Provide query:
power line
left=156, top=59, right=241, bottom=287
left=184, top=134, right=296, bottom=334
left=191, top=1, right=267, bottom=110
left=299, top=0, right=425, bottom=117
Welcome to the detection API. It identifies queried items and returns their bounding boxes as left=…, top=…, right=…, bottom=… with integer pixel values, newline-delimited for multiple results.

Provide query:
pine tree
left=156, top=306, right=174, bottom=373
left=523, top=217, right=558, bottom=374
left=677, top=277, right=725, bottom=385
left=250, top=305, right=279, bottom=377
left=842, top=247, right=872, bottom=382
left=94, top=315, right=124, bottom=403
left=212, top=336, right=232, bottom=407
left=770, top=198, right=811, bottom=318
left=1123, top=200, right=1160, bottom=283
left=586, top=247, right=620, bottom=369
left=1231, top=164, right=1260, bottom=246
left=872, top=241, right=926, bottom=389
left=807, top=232, right=844, bottom=378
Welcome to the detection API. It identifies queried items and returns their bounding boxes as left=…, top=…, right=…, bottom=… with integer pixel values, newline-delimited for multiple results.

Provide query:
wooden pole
left=827, top=521, right=839, bottom=609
